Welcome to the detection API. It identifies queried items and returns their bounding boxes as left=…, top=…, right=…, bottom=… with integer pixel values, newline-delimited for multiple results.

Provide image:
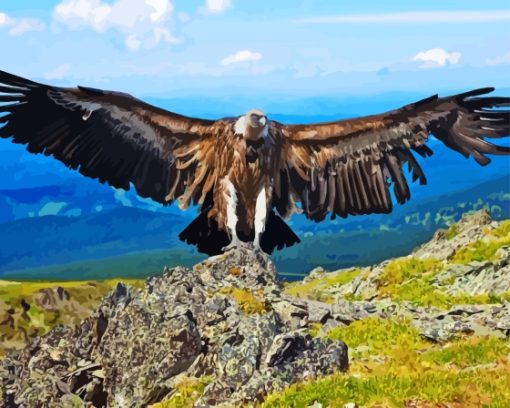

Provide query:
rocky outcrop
left=334, top=209, right=510, bottom=301
left=2, top=210, right=509, bottom=407
left=1, top=250, right=348, bottom=408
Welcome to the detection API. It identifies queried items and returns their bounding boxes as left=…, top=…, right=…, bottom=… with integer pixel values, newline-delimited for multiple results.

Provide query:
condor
left=0, top=70, right=508, bottom=255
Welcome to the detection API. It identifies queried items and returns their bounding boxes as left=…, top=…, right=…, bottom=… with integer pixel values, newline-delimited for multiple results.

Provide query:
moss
left=149, top=376, right=213, bottom=408
left=262, top=365, right=510, bottom=408
left=377, top=257, right=441, bottom=289
left=452, top=220, right=510, bottom=264
left=219, top=287, right=267, bottom=314
left=324, top=316, right=428, bottom=358
left=419, top=336, right=510, bottom=368
left=264, top=327, right=510, bottom=407
left=284, top=268, right=361, bottom=303
left=490, top=220, right=510, bottom=239
left=446, top=223, right=460, bottom=240
left=452, top=237, right=510, bottom=264
left=308, top=322, right=322, bottom=338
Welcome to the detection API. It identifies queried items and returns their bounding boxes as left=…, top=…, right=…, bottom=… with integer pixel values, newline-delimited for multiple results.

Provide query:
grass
left=283, top=268, right=361, bottom=303
left=324, top=316, right=428, bottom=359
left=419, top=336, right=510, bottom=368
left=446, top=223, right=460, bottom=240
left=264, top=316, right=510, bottom=407
left=262, top=363, right=510, bottom=408
left=377, top=257, right=442, bottom=289
left=369, top=256, right=510, bottom=309
left=452, top=220, right=510, bottom=264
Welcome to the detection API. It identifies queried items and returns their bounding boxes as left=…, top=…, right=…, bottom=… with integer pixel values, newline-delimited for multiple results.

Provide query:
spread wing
left=274, top=88, right=510, bottom=221
left=0, top=70, right=221, bottom=206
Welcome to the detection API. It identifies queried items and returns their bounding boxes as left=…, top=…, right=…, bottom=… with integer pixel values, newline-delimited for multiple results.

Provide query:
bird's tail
left=259, top=211, right=300, bottom=254
left=179, top=210, right=300, bottom=256
left=178, top=211, right=230, bottom=256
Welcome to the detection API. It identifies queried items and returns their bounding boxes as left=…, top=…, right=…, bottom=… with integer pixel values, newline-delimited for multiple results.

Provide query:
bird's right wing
left=0, top=70, right=223, bottom=206
left=273, top=88, right=510, bottom=221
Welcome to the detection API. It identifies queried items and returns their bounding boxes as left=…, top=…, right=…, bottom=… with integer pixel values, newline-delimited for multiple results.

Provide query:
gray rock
left=413, top=209, right=493, bottom=261
left=1, top=248, right=349, bottom=408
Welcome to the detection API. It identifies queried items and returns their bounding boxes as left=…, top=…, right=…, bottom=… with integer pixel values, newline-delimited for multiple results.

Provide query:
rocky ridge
left=1, top=250, right=348, bottom=407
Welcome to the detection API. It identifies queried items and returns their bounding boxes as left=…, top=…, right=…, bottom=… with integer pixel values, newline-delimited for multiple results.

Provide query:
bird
left=0, top=69, right=509, bottom=256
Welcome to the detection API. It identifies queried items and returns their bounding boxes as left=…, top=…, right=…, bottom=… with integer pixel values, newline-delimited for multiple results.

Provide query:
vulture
left=0, top=70, right=509, bottom=255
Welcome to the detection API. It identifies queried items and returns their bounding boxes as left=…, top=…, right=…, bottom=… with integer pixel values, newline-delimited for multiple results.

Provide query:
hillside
left=1, top=210, right=510, bottom=407
left=1, top=175, right=509, bottom=280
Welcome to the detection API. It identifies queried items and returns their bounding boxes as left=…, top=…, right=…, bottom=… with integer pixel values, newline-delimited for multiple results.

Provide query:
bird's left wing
left=273, top=88, right=510, bottom=221
left=0, top=70, right=222, bottom=206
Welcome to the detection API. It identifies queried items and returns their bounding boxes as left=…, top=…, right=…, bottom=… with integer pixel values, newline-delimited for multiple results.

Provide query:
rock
left=413, top=209, right=492, bottom=261
left=304, top=267, right=327, bottom=282
left=1, top=248, right=349, bottom=408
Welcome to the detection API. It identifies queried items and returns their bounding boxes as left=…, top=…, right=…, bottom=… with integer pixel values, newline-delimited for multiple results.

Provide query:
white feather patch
left=225, top=179, right=238, bottom=235
left=234, top=116, right=246, bottom=135
left=254, top=188, right=267, bottom=238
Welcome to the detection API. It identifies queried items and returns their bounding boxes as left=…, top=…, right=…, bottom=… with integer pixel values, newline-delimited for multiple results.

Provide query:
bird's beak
left=259, top=116, right=267, bottom=126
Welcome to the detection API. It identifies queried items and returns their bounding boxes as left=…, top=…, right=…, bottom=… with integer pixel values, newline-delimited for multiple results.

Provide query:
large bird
left=0, top=70, right=509, bottom=255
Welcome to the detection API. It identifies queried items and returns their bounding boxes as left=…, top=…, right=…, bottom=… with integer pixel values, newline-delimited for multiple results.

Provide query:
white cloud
left=8, top=18, right=45, bottom=36
left=0, top=12, right=8, bottom=26
left=221, top=50, right=262, bottom=65
left=486, top=51, right=510, bottom=66
left=44, top=63, right=72, bottom=80
left=53, top=0, right=176, bottom=49
left=413, top=48, right=461, bottom=67
left=0, top=12, right=45, bottom=35
left=125, top=34, right=142, bottom=50
left=296, top=10, right=510, bottom=24
left=203, top=0, right=231, bottom=13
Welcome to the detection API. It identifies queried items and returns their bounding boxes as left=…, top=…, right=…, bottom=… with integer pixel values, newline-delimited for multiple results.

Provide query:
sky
left=0, top=0, right=510, bottom=113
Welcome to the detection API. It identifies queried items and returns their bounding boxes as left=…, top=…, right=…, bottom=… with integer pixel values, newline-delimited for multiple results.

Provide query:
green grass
left=452, top=220, right=510, bottom=264
left=446, top=223, right=460, bottom=240
left=284, top=268, right=361, bottom=303
left=324, top=316, right=428, bottom=358
left=264, top=317, right=510, bottom=407
left=262, top=364, right=510, bottom=407
left=377, top=257, right=442, bottom=289
left=419, top=336, right=510, bottom=368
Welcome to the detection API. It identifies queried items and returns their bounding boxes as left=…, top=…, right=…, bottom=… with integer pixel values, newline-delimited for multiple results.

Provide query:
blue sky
left=1, top=0, right=509, bottom=109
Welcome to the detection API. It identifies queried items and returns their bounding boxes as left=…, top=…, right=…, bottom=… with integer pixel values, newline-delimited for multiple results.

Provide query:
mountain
left=0, top=207, right=197, bottom=274
left=1, top=174, right=508, bottom=280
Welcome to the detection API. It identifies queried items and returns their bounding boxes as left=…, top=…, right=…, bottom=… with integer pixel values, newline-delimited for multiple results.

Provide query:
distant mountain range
left=0, top=107, right=508, bottom=280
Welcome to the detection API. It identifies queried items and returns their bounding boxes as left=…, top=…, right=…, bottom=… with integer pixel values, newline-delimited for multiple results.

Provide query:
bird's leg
left=222, top=233, right=243, bottom=251
left=253, top=187, right=267, bottom=252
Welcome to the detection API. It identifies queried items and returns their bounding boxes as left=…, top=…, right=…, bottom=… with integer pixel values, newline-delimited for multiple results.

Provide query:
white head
left=246, top=108, right=267, bottom=128
left=234, top=108, right=268, bottom=140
